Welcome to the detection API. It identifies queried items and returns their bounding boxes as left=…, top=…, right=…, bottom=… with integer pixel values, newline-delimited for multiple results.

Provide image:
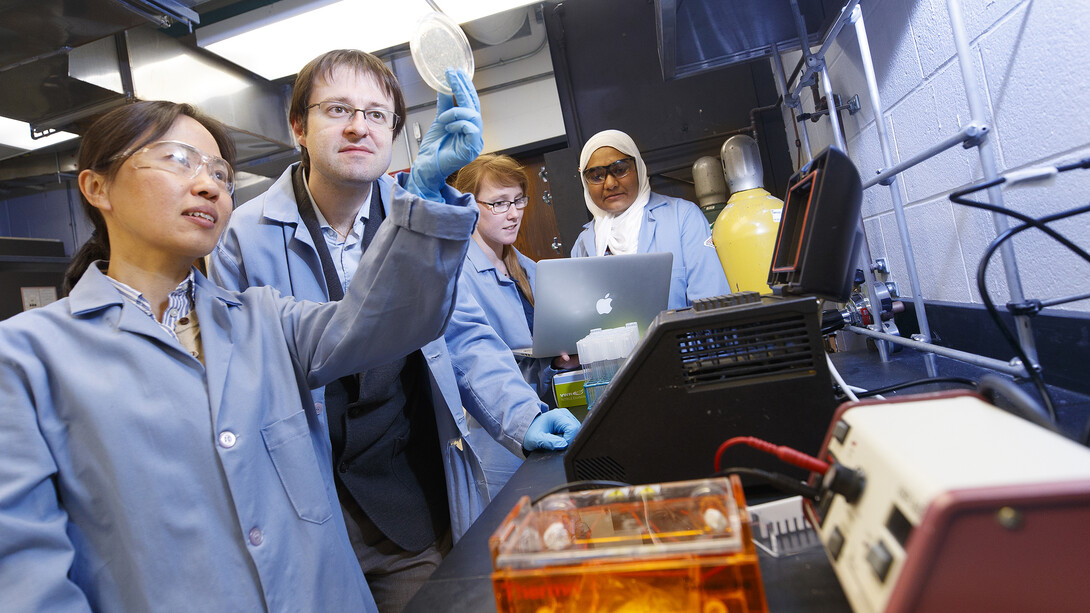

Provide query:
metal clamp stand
left=770, top=0, right=1035, bottom=380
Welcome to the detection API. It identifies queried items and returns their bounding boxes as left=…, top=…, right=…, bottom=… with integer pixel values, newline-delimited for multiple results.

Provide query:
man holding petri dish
left=208, top=49, right=579, bottom=613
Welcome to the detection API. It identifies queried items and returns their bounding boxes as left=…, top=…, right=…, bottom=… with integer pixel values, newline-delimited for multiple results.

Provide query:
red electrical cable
left=713, top=436, right=829, bottom=474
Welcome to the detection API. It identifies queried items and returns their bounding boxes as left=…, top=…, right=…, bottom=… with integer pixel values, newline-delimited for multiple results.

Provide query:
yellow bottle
left=712, top=135, right=784, bottom=294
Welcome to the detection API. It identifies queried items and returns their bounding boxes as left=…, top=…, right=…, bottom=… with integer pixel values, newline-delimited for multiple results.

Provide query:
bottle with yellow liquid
left=712, top=135, right=784, bottom=294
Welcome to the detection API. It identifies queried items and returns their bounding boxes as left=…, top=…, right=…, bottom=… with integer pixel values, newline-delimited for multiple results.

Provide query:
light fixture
left=196, top=0, right=540, bottom=81
left=0, top=116, right=78, bottom=154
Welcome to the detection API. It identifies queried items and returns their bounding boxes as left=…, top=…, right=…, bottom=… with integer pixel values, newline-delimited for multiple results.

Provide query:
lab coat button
left=315, top=402, right=324, bottom=415
left=218, top=431, right=237, bottom=448
left=248, top=527, right=263, bottom=546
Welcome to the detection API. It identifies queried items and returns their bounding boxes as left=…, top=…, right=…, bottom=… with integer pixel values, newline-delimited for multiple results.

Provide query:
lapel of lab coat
left=68, top=265, right=158, bottom=337
left=637, top=196, right=666, bottom=252
left=70, top=264, right=201, bottom=356
left=191, top=272, right=243, bottom=425
left=69, top=266, right=240, bottom=422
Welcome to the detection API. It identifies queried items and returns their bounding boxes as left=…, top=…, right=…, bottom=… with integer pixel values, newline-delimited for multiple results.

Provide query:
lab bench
left=403, top=348, right=1090, bottom=612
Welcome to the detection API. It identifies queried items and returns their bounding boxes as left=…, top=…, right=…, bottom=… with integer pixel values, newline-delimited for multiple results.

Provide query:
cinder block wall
left=780, top=0, right=1090, bottom=313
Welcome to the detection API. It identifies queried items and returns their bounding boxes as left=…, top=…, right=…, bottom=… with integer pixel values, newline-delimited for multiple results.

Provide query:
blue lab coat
left=209, top=167, right=545, bottom=528
left=459, top=240, right=561, bottom=404
left=459, top=240, right=540, bottom=372
left=0, top=186, right=473, bottom=612
left=571, top=193, right=730, bottom=309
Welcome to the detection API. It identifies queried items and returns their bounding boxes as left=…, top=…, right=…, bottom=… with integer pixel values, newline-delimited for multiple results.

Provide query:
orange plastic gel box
left=489, top=476, right=768, bottom=613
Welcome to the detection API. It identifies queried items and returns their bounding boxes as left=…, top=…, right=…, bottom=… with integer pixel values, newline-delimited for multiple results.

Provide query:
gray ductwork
left=0, top=2, right=293, bottom=193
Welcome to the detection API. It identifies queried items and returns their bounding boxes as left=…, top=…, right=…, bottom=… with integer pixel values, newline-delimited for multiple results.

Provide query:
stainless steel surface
left=0, top=0, right=203, bottom=72
left=125, top=27, right=293, bottom=161
left=0, top=149, right=78, bottom=185
left=720, top=134, right=763, bottom=194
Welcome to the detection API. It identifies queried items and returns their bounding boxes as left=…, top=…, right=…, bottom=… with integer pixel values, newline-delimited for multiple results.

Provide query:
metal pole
left=855, top=226, right=891, bottom=362
left=788, top=0, right=814, bottom=66
left=785, top=0, right=816, bottom=163
left=847, top=326, right=1028, bottom=377
left=790, top=0, right=861, bottom=95
left=815, top=0, right=862, bottom=61
left=947, top=0, right=1039, bottom=365
left=770, top=42, right=813, bottom=165
left=819, top=64, right=847, bottom=151
left=852, top=5, right=937, bottom=376
left=769, top=41, right=790, bottom=100
left=861, top=122, right=987, bottom=190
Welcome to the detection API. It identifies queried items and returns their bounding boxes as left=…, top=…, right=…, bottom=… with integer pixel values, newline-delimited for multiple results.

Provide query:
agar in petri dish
left=410, top=11, right=475, bottom=96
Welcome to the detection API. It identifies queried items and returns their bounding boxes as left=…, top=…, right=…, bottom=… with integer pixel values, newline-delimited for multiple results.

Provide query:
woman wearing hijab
left=571, top=129, right=729, bottom=309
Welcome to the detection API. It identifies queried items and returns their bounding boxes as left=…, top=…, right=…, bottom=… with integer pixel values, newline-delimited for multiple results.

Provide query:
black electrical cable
left=712, top=467, right=821, bottom=500
left=974, top=202, right=1090, bottom=422
left=949, top=163, right=1090, bottom=423
left=1057, top=156, right=1090, bottom=173
left=853, top=376, right=977, bottom=398
left=950, top=182, right=1090, bottom=263
left=976, top=374, right=1059, bottom=434
left=530, top=480, right=631, bottom=506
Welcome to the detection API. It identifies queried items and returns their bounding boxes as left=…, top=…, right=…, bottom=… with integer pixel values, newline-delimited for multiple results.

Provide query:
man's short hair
left=290, top=49, right=407, bottom=170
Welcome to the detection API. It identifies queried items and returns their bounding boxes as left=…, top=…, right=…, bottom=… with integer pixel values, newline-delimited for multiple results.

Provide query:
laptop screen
left=529, top=252, right=673, bottom=357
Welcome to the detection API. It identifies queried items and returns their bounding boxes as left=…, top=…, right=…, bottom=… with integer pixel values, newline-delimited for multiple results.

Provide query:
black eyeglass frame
left=582, top=156, right=636, bottom=185
left=305, top=101, right=401, bottom=130
left=478, top=195, right=530, bottom=214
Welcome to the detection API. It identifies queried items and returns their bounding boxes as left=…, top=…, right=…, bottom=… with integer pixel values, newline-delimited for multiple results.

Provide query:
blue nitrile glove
left=522, top=409, right=581, bottom=452
left=405, top=68, right=484, bottom=202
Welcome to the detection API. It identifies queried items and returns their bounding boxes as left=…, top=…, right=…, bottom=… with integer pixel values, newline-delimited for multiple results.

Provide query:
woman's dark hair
left=63, top=100, right=236, bottom=293
left=453, top=154, right=535, bottom=305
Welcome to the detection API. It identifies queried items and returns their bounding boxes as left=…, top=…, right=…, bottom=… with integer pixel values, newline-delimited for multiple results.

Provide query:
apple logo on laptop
left=596, top=293, right=613, bottom=315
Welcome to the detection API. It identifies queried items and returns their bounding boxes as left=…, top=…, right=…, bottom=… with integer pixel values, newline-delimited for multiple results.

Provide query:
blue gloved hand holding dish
left=406, top=68, right=484, bottom=202
left=523, top=409, right=581, bottom=452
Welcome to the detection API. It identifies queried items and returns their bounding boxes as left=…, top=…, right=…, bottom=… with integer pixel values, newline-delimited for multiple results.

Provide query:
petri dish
left=410, top=11, right=475, bottom=96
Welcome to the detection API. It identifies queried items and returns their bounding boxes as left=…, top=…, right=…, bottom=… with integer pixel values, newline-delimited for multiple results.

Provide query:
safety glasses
left=119, top=140, right=235, bottom=195
left=582, top=156, right=636, bottom=185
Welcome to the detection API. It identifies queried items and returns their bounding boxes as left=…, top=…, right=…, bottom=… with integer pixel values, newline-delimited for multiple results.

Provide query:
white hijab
left=579, top=130, right=652, bottom=256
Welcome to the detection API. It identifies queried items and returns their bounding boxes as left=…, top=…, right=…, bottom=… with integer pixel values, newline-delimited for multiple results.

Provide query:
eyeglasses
left=117, top=140, right=235, bottom=195
left=306, top=101, right=400, bottom=130
left=582, top=156, right=636, bottom=185
left=479, top=195, right=529, bottom=214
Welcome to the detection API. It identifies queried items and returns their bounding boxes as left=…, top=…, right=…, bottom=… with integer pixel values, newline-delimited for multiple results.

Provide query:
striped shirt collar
left=105, top=269, right=195, bottom=341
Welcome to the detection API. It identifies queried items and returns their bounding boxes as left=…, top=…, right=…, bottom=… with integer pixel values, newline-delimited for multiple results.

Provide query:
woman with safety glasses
left=0, top=100, right=479, bottom=612
left=453, top=155, right=579, bottom=400
left=572, top=129, right=729, bottom=309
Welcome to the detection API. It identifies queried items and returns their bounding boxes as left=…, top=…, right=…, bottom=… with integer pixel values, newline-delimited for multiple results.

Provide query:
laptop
left=517, top=252, right=673, bottom=358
